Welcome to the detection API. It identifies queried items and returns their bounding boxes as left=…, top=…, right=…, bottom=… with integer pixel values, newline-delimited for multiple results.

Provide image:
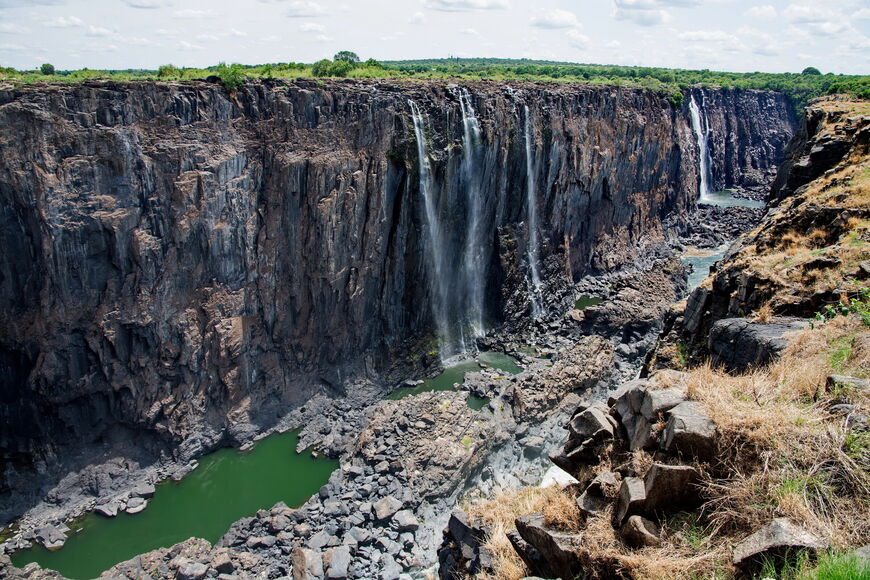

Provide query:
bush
left=157, top=64, right=180, bottom=78
left=311, top=59, right=331, bottom=77
left=327, top=60, right=353, bottom=77
left=40, top=63, right=55, bottom=75
left=802, top=66, right=822, bottom=76
left=333, top=51, right=359, bottom=65
left=215, top=62, right=244, bottom=90
left=364, top=58, right=381, bottom=68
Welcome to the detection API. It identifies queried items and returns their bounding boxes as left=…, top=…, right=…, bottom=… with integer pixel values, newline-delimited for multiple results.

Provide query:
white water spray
left=409, top=100, right=459, bottom=360
left=457, top=88, right=486, bottom=338
left=523, top=105, right=543, bottom=318
left=688, top=93, right=714, bottom=201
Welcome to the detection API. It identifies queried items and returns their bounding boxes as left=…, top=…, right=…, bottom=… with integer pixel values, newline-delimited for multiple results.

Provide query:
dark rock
left=211, top=551, right=234, bottom=574
left=826, top=375, right=870, bottom=394
left=709, top=318, right=807, bottom=371
left=507, top=530, right=551, bottom=579
left=515, top=513, right=582, bottom=580
left=732, top=517, right=828, bottom=572
left=640, top=387, right=688, bottom=420
left=643, top=463, right=703, bottom=514
left=577, top=472, right=619, bottom=517
left=620, top=515, right=662, bottom=548
left=614, top=477, right=646, bottom=525
left=662, top=401, right=717, bottom=459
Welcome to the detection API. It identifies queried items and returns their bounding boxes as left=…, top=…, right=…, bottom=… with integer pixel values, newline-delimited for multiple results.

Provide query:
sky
left=0, top=0, right=868, bottom=74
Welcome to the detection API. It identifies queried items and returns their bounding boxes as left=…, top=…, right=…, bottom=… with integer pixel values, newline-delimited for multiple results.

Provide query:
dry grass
left=467, top=315, right=870, bottom=580
left=463, top=485, right=580, bottom=580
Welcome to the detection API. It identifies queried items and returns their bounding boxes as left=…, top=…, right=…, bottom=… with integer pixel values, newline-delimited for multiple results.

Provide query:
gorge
left=0, top=79, right=798, bottom=578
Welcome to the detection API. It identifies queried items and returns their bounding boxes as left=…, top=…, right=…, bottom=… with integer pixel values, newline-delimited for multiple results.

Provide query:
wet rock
left=620, top=515, right=662, bottom=548
left=614, top=477, right=646, bottom=525
left=662, top=401, right=716, bottom=459
left=732, top=517, right=828, bottom=572
left=643, top=463, right=703, bottom=514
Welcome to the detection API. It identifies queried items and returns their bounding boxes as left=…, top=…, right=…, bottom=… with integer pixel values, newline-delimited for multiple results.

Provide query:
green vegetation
left=1, top=57, right=867, bottom=110
left=801, top=552, right=870, bottom=580
left=39, top=63, right=54, bottom=75
left=215, top=62, right=244, bottom=90
left=815, top=288, right=870, bottom=328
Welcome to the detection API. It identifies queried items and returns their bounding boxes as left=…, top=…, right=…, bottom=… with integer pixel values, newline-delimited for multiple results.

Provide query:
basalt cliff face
left=0, top=79, right=795, bottom=519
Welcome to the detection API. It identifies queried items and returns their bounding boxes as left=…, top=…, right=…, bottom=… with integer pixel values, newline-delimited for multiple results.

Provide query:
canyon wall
left=0, top=79, right=795, bottom=517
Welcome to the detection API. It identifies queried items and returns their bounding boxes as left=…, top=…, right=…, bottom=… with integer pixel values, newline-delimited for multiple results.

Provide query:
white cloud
left=461, top=27, right=479, bottom=35
left=854, top=8, right=870, bottom=20
left=177, top=40, right=203, bottom=51
left=122, top=0, right=165, bottom=8
left=744, top=5, right=776, bottom=19
left=531, top=9, right=581, bottom=29
left=229, top=28, right=247, bottom=37
left=299, top=22, right=325, bottom=32
left=409, top=11, right=426, bottom=24
left=45, top=16, right=84, bottom=28
left=315, top=34, right=333, bottom=42
left=172, top=9, right=216, bottom=19
left=286, top=1, right=327, bottom=17
left=613, top=0, right=672, bottom=26
left=86, top=25, right=112, bottom=37
left=155, top=28, right=179, bottom=36
left=0, top=23, right=30, bottom=34
left=423, top=0, right=509, bottom=12
left=195, top=33, right=219, bottom=41
left=0, top=42, right=26, bottom=51
left=120, top=35, right=159, bottom=46
left=567, top=29, right=590, bottom=48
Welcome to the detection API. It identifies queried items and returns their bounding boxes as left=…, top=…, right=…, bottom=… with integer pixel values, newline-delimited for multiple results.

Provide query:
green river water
left=11, top=430, right=338, bottom=580
left=12, top=351, right=523, bottom=579
left=386, top=351, right=523, bottom=409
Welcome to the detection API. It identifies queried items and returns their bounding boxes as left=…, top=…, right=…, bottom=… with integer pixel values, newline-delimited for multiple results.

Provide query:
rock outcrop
left=0, top=79, right=795, bottom=523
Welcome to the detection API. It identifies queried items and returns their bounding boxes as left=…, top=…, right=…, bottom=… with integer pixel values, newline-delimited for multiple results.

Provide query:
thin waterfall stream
left=689, top=93, right=714, bottom=202
left=523, top=105, right=543, bottom=317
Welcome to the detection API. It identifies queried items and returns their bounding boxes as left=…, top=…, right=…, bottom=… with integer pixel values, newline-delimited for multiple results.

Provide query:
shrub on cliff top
left=39, top=63, right=55, bottom=75
left=215, top=62, right=244, bottom=90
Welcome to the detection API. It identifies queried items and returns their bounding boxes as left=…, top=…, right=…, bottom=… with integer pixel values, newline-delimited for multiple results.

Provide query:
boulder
left=709, top=318, right=807, bottom=371
left=126, top=497, right=148, bottom=514
left=325, top=545, right=351, bottom=579
left=732, top=518, right=828, bottom=572
left=620, top=516, right=662, bottom=548
left=211, top=551, right=235, bottom=574
left=576, top=472, right=619, bottom=517
left=507, top=530, right=552, bottom=579
left=292, top=547, right=325, bottom=580
left=373, top=495, right=403, bottom=521
left=643, top=463, right=703, bottom=514
left=95, top=501, right=121, bottom=517
left=514, top=513, right=582, bottom=580
left=438, top=510, right=492, bottom=579
left=826, top=375, right=870, bottom=394
left=567, top=405, right=614, bottom=440
left=132, top=482, right=156, bottom=499
left=393, top=510, right=419, bottom=532
left=175, top=561, right=208, bottom=580
left=662, top=401, right=716, bottom=459
left=640, top=387, right=688, bottom=420
left=614, top=477, right=646, bottom=525
left=35, top=525, right=68, bottom=550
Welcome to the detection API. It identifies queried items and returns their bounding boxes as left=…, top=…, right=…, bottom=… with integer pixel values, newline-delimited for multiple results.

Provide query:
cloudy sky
left=0, top=0, right=868, bottom=74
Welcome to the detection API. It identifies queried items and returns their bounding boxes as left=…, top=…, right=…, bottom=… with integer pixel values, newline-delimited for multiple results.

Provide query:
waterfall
left=688, top=93, right=714, bottom=201
left=523, top=105, right=543, bottom=318
left=457, top=88, right=486, bottom=338
left=408, top=100, right=459, bottom=360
